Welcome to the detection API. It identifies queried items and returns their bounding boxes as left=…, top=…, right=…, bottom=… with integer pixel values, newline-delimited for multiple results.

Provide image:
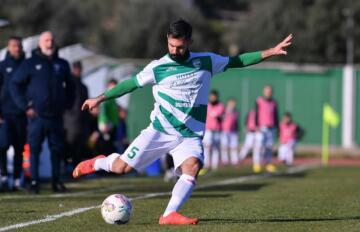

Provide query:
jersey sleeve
left=210, top=53, right=230, bottom=75
left=134, top=60, right=157, bottom=87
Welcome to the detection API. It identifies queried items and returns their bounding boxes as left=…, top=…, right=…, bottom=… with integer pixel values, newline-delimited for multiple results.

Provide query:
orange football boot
left=72, top=155, right=105, bottom=178
left=159, top=212, right=199, bottom=225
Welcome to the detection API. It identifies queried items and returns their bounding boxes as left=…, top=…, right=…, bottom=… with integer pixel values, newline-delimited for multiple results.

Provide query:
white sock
left=204, top=145, right=211, bottom=169
left=94, top=153, right=120, bottom=172
left=230, top=148, right=239, bottom=165
left=211, top=149, right=220, bottom=170
left=253, top=146, right=262, bottom=166
left=221, top=148, right=229, bottom=165
left=163, top=174, right=196, bottom=217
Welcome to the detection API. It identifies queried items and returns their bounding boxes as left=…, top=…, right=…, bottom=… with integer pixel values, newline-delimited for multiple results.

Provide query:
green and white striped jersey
left=134, top=52, right=230, bottom=138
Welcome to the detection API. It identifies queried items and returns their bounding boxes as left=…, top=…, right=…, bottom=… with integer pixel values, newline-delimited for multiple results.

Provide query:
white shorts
left=121, top=126, right=204, bottom=176
left=221, top=131, right=239, bottom=148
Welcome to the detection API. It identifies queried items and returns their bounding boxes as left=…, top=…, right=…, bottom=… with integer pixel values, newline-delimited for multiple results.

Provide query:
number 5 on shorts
left=127, top=146, right=139, bottom=159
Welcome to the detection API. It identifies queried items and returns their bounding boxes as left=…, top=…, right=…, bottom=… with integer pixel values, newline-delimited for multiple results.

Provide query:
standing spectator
left=239, top=108, right=258, bottom=171
left=63, top=61, right=89, bottom=168
left=221, top=98, right=239, bottom=166
left=254, top=85, right=279, bottom=173
left=114, top=106, right=128, bottom=154
left=203, top=90, right=224, bottom=171
left=278, top=112, right=303, bottom=166
left=0, top=36, right=27, bottom=191
left=10, top=31, right=75, bottom=193
left=86, top=106, right=101, bottom=156
left=97, top=79, right=119, bottom=154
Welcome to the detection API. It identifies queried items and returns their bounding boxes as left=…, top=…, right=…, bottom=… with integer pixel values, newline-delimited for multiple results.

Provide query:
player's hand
left=81, top=96, right=104, bottom=112
left=262, top=34, right=293, bottom=58
left=271, top=34, right=293, bottom=55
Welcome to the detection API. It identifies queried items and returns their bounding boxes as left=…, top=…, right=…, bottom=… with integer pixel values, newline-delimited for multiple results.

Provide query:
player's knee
left=181, top=157, right=202, bottom=176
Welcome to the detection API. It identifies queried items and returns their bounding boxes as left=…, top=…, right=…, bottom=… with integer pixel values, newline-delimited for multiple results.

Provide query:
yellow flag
left=323, top=103, right=340, bottom=128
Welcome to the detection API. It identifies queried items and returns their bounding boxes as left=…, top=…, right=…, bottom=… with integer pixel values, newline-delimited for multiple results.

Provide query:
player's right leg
left=73, top=126, right=177, bottom=178
left=239, top=132, right=254, bottom=160
left=253, top=131, right=264, bottom=173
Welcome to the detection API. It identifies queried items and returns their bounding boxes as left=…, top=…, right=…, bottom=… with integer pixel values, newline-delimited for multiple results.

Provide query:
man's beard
left=42, top=48, right=55, bottom=57
left=169, top=50, right=190, bottom=63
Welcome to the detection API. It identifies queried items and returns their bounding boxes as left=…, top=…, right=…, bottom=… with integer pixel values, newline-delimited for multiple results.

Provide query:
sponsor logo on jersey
left=6, top=67, right=12, bottom=73
left=35, top=64, right=42, bottom=70
left=165, top=67, right=177, bottom=72
left=192, top=59, right=201, bottom=69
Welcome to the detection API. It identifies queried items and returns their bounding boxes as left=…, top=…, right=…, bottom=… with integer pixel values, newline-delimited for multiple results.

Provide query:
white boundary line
left=0, top=184, right=136, bottom=200
left=0, top=165, right=316, bottom=232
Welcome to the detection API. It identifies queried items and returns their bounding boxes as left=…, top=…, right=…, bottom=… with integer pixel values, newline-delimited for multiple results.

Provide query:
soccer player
left=254, top=85, right=279, bottom=173
left=73, top=19, right=292, bottom=224
left=221, top=98, right=239, bottom=166
left=239, top=108, right=258, bottom=171
left=98, top=79, right=120, bottom=154
left=203, top=90, right=225, bottom=170
left=278, top=112, right=301, bottom=166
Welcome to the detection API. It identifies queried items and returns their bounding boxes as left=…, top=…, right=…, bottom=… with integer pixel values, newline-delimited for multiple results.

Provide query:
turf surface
left=1, top=165, right=360, bottom=231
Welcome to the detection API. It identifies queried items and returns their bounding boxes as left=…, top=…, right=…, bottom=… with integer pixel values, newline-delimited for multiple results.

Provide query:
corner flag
left=322, top=103, right=340, bottom=166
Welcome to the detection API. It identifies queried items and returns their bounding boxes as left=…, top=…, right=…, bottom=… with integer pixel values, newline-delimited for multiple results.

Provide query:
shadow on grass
left=148, top=193, right=232, bottom=200
left=274, top=171, right=308, bottom=179
left=201, top=216, right=360, bottom=224
left=197, top=183, right=269, bottom=192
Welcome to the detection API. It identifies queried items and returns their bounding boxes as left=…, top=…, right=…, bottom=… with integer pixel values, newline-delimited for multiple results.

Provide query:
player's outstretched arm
left=81, top=78, right=139, bottom=112
left=227, top=34, right=293, bottom=68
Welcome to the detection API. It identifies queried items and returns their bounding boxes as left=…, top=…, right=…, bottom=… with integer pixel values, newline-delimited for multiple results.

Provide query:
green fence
left=356, top=71, right=360, bottom=146
left=127, top=65, right=345, bottom=145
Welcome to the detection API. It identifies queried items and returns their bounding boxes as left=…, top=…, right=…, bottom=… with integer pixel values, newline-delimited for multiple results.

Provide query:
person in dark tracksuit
left=63, top=61, right=90, bottom=168
left=0, top=36, right=27, bottom=192
left=10, top=31, right=75, bottom=193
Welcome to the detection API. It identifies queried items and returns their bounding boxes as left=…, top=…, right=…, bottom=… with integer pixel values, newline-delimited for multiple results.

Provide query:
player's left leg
left=253, top=131, right=264, bottom=173
left=220, top=132, right=230, bottom=165
left=229, top=132, right=239, bottom=165
left=278, top=144, right=286, bottom=163
left=160, top=137, right=203, bottom=225
left=211, top=131, right=221, bottom=169
left=202, top=130, right=212, bottom=169
left=285, top=140, right=296, bottom=166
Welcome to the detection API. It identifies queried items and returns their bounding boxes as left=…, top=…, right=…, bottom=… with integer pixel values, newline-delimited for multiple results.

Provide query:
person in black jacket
left=10, top=31, right=75, bottom=193
left=0, top=36, right=27, bottom=192
left=63, top=61, right=89, bottom=169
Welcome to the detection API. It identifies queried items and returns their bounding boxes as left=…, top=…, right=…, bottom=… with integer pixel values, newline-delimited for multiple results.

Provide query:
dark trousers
left=64, top=135, right=86, bottom=167
left=0, top=114, right=27, bottom=179
left=28, top=117, right=64, bottom=183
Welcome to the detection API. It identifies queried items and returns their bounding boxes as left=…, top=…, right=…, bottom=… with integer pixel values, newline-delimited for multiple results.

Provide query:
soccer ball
left=101, top=194, right=132, bottom=224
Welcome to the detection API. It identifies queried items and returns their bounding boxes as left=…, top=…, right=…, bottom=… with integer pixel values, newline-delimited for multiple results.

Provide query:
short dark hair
left=284, top=112, right=292, bottom=118
left=72, top=61, right=82, bottom=70
left=167, top=19, right=192, bottom=40
left=210, top=89, right=219, bottom=96
left=8, top=36, right=22, bottom=43
left=107, top=78, right=118, bottom=85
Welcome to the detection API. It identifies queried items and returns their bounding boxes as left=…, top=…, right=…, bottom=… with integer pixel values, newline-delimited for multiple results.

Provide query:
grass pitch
left=1, top=165, right=360, bottom=232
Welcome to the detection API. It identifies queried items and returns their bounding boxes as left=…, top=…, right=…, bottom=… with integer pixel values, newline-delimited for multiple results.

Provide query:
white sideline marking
left=0, top=185, right=135, bottom=200
left=0, top=165, right=315, bottom=232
